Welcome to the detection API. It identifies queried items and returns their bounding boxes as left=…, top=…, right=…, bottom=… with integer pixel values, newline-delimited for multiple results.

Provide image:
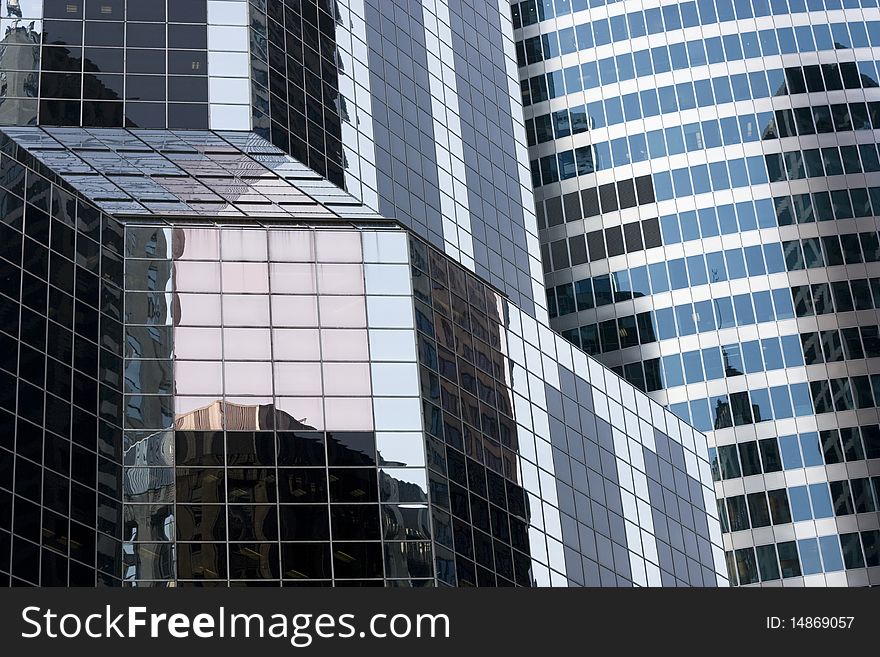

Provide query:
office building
left=0, top=0, right=726, bottom=586
left=517, top=0, right=880, bottom=585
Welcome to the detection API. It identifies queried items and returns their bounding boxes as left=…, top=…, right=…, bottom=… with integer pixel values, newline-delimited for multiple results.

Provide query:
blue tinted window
left=648, top=262, right=669, bottom=293
left=780, top=436, right=803, bottom=469
left=647, top=129, right=666, bottom=158
left=599, top=57, right=617, bottom=85
left=623, top=93, right=641, bottom=122
left=819, top=535, right=844, bottom=572
left=723, top=343, right=743, bottom=375
left=679, top=211, right=699, bottom=241
left=586, top=100, right=604, bottom=128
left=813, top=24, right=833, bottom=50
left=558, top=27, right=577, bottom=54
left=694, top=299, right=715, bottom=331
left=654, top=171, right=673, bottom=201
left=770, top=385, right=794, bottom=418
left=651, top=46, right=671, bottom=73
left=763, top=243, right=785, bottom=273
left=691, top=164, right=711, bottom=194
left=781, top=335, right=804, bottom=366
left=661, top=4, right=682, bottom=30
left=733, top=294, right=755, bottom=325
left=761, top=338, right=783, bottom=370
left=701, top=119, right=722, bottom=146
left=800, top=432, right=823, bottom=467
left=778, top=26, right=798, bottom=53
left=627, top=12, right=646, bottom=38
left=687, top=40, right=707, bottom=66
left=630, top=266, right=650, bottom=297
left=709, top=162, right=730, bottom=191
left=809, top=483, right=834, bottom=518
left=705, top=36, right=724, bottom=63
left=747, top=155, right=769, bottom=184
left=635, top=49, right=654, bottom=77
left=616, top=53, right=635, bottom=81
left=610, top=14, right=628, bottom=41
left=605, top=97, right=623, bottom=124
left=751, top=388, right=773, bottom=422
left=575, top=23, right=594, bottom=50
left=640, top=90, right=660, bottom=118
left=705, top=251, right=727, bottom=282
left=723, top=33, right=743, bottom=60
left=753, top=291, right=775, bottom=323
left=745, top=245, right=766, bottom=276
left=798, top=538, right=822, bottom=575
left=547, top=71, right=566, bottom=98
left=727, top=160, right=749, bottom=188
left=795, top=24, right=815, bottom=51
left=582, top=62, right=599, bottom=89
left=683, top=351, right=704, bottom=384
left=668, top=259, right=689, bottom=289
left=564, top=66, right=582, bottom=93
left=662, top=355, right=684, bottom=388
left=660, top=214, right=681, bottom=244
left=672, top=167, right=692, bottom=196
left=659, top=87, right=678, bottom=114
left=790, top=382, right=813, bottom=415
left=593, top=19, right=611, bottom=46
left=689, top=398, right=712, bottom=432
left=656, top=307, right=677, bottom=340
left=741, top=340, right=763, bottom=373
left=686, top=255, right=708, bottom=286
left=669, top=43, right=689, bottom=71
left=698, top=208, right=719, bottom=237
left=755, top=198, right=777, bottom=228
left=720, top=116, right=739, bottom=144
left=789, top=486, right=812, bottom=520
left=669, top=402, right=690, bottom=423
left=677, top=82, right=697, bottom=110
left=702, top=347, right=725, bottom=380
left=675, top=303, right=697, bottom=335
left=716, top=297, right=735, bottom=328
left=772, top=288, right=795, bottom=319
left=629, top=133, right=648, bottom=162
left=726, top=249, right=747, bottom=279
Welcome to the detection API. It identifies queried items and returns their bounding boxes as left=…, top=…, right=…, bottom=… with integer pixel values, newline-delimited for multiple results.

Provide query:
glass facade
left=0, top=0, right=727, bottom=587
left=520, top=0, right=880, bottom=586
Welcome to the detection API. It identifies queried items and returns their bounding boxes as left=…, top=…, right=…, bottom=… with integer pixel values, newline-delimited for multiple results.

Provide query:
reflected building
left=0, top=0, right=726, bottom=587
left=518, top=0, right=880, bottom=585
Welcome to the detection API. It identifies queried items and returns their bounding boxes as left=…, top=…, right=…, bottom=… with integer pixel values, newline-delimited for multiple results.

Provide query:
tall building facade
left=0, top=0, right=727, bottom=587
left=518, top=0, right=880, bottom=585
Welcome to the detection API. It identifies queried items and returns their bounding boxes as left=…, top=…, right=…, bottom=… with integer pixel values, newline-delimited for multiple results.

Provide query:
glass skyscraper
left=517, top=0, right=880, bottom=585
left=0, top=0, right=726, bottom=587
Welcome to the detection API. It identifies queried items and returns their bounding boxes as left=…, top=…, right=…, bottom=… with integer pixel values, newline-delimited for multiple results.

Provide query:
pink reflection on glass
left=271, top=296, right=318, bottom=327
left=323, top=397, right=373, bottom=431
left=222, top=294, right=270, bottom=326
left=315, top=231, right=361, bottom=263
left=316, top=263, right=364, bottom=295
left=276, top=397, right=324, bottom=430
left=174, top=228, right=219, bottom=261
left=317, top=296, right=366, bottom=328
left=268, top=230, right=314, bottom=262
left=174, top=261, right=222, bottom=293
left=221, top=262, right=270, bottom=293
left=319, top=329, right=369, bottom=361
left=272, top=328, right=320, bottom=360
left=273, top=362, right=323, bottom=395
left=322, top=362, right=371, bottom=396
left=223, top=328, right=271, bottom=360
left=270, top=263, right=316, bottom=294
left=174, top=327, right=223, bottom=360
left=175, top=293, right=222, bottom=326
left=175, top=361, right=223, bottom=395
left=223, top=362, right=273, bottom=395
left=221, top=229, right=267, bottom=261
